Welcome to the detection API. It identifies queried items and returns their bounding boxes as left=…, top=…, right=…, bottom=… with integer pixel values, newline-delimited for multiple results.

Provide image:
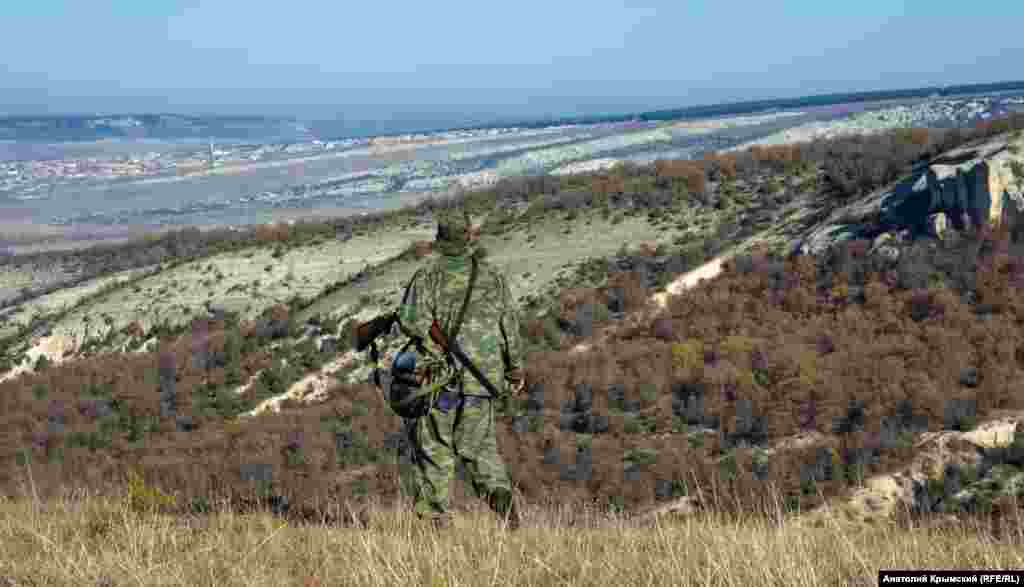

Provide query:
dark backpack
left=385, top=346, right=433, bottom=419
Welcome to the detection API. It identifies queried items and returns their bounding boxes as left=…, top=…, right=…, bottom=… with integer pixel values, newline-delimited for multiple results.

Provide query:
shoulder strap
left=449, top=255, right=478, bottom=342
left=394, top=268, right=429, bottom=356
left=400, top=268, right=423, bottom=305
left=440, top=257, right=505, bottom=398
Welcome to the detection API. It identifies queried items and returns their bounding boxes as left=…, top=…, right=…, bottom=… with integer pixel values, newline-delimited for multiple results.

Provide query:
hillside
left=2, top=113, right=1024, bottom=551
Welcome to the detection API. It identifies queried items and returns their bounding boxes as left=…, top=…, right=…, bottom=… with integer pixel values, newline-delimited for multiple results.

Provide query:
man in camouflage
left=391, top=203, right=525, bottom=530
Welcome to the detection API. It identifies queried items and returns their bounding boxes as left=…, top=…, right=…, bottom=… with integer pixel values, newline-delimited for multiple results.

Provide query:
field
left=2, top=489, right=1023, bottom=586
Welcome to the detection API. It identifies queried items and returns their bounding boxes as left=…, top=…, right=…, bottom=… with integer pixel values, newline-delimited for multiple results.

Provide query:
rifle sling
left=450, top=255, right=477, bottom=341
left=445, top=256, right=503, bottom=398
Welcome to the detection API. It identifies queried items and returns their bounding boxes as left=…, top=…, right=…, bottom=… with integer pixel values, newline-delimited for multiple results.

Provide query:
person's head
left=434, top=203, right=480, bottom=256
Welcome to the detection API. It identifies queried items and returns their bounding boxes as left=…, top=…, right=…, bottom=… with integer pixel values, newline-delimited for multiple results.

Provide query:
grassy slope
left=4, top=124, right=1024, bottom=586
left=1, top=185, right=734, bottom=365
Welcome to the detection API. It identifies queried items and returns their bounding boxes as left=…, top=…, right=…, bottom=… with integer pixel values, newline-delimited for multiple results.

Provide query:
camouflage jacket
left=396, top=251, right=524, bottom=397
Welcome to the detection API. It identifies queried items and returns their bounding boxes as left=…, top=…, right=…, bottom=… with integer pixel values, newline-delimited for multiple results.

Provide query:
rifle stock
left=428, top=320, right=449, bottom=352
left=354, top=313, right=398, bottom=352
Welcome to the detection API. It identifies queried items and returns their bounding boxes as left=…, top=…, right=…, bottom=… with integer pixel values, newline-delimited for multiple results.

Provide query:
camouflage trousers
left=398, top=394, right=514, bottom=523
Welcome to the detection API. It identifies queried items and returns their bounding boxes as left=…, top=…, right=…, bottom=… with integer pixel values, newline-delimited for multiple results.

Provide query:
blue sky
left=1, top=1, right=1022, bottom=123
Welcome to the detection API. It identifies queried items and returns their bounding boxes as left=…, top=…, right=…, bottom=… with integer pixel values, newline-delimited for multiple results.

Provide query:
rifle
left=352, top=268, right=424, bottom=369
left=429, top=319, right=501, bottom=398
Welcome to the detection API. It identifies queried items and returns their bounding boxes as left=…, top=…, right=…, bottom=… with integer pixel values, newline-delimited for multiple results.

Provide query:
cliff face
left=918, top=138, right=1024, bottom=232
left=797, top=132, right=1024, bottom=255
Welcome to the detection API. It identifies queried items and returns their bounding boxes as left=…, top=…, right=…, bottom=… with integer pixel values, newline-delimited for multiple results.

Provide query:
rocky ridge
left=797, top=132, right=1024, bottom=256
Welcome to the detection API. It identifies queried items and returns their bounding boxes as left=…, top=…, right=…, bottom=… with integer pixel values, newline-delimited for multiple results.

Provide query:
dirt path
left=239, top=351, right=360, bottom=417
left=652, top=253, right=734, bottom=309
left=0, top=333, right=79, bottom=383
left=568, top=253, right=733, bottom=356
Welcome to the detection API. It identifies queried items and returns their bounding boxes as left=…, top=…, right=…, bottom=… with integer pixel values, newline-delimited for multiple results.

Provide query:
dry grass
left=2, top=483, right=1023, bottom=587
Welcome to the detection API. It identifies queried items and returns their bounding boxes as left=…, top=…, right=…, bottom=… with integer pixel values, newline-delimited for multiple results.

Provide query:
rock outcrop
left=796, top=132, right=1024, bottom=255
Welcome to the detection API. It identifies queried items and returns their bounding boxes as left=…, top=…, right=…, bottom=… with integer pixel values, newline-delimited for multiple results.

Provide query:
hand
left=505, top=368, right=526, bottom=396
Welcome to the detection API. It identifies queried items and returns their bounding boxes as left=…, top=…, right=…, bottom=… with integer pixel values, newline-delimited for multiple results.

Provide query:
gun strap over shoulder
left=401, top=268, right=422, bottom=305
left=445, top=256, right=504, bottom=398
left=450, top=255, right=478, bottom=342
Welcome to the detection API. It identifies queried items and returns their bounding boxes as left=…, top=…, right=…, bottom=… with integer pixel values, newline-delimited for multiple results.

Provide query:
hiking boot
left=432, top=517, right=452, bottom=531
left=488, top=489, right=520, bottom=530
left=502, top=503, right=521, bottom=531
left=419, top=515, right=451, bottom=531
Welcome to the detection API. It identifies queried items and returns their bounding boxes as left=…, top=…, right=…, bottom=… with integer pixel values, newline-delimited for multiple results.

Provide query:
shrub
left=655, top=160, right=706, bottom=195
left=763, top=177, right=784, bottom=195
left=623, top=414, right=656, bottom=434
left=33, top=354, right=51, bottom=372
left=1010, top=160, right=1024, bottom=182
left=624, top=447, right=658, bottom=467
left=638, top=383, right=658, bottom=403
left=651, top=318, right=675, bottom=341
left=943, top=398, right=977, bottom=432
left=720, top=335, right=759, bottom=358
left=126, top=469, right=177, bottom=513
left=558, top=189, right=596, bottom=211
left=703, top=153, right=738, bottom=181
left=633, top=189, right=674, bottom=209
left=672, top=340, right=704, bottom=378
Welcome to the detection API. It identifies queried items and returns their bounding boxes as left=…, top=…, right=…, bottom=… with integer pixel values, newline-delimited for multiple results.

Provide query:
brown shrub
left=123, top=321, right=144, bottom=338
left=606, top=270, right=650, bottom=314
left=748, top=145, right=804, bottom=174
left=637, top=241, right=659, bottom=257
left=590, top=174, right=626, bottom=197
left=254, top=224, right=291, bottom=244
left=908, top=128, right=931, bottom=147
left=557, top=288, right=600, bottom=316
left=702, top=153, right=738, bottom=181
left=654, top=160, right=707, bottom=195
left=412, top=240, right=433, bottom=258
